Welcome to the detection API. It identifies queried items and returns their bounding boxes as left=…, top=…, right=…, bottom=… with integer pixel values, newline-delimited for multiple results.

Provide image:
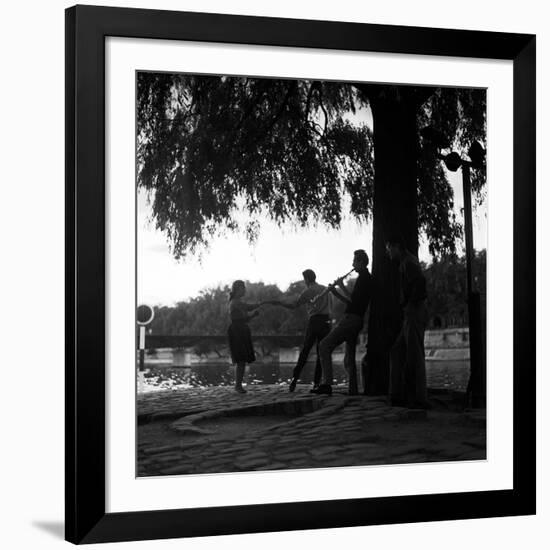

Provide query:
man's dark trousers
left=293, top=314, right=331, bottom=385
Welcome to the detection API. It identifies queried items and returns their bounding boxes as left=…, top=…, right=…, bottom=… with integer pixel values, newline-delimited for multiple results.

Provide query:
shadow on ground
left=32, top=521, right=65, bottom=540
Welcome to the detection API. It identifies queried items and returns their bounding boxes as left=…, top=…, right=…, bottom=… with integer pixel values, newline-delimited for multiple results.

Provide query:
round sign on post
left=137, top=304, right=155, bottom=326
left=137, top=304, right=154, bottom=377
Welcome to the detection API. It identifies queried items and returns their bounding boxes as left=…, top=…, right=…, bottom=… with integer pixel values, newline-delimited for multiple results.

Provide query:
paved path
left=138, top=385, right=486, bottom=477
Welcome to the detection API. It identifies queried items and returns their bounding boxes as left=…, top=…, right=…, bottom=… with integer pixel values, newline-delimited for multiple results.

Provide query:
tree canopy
left=138, top=74, right=373, bottom=259
left=417, top=87, right=487, bottom=255
left=138, top=72, right=485, bottom=260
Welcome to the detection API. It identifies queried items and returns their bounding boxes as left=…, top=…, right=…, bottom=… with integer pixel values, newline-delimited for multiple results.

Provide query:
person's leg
left=343, top=317, right=362, bottom=395
left=313, top=319, right=331, bottom=387
left=403, top=305, right=428, bottom=406
left=235, top=362, right=247, bottom=393
left=344, top=338, right=359, bottom=395
left=291, top=319, right=317, bottom=391
left=389, top=326, right=406, bottom=404
left=360, top=353, right=369, bottom=395
left=319, top=318, right=352, bottom=387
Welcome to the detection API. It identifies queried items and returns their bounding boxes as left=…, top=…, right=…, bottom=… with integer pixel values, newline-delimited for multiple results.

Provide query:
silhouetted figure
left=386, top=238, right=429, bottom=408
left=227, top=280, right=261, bottom=393
left=314, top=250, right=372, bottom=396
left=271, top=269, right=331, bottom=392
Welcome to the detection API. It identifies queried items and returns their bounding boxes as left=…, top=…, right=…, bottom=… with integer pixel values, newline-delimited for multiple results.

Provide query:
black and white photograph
left=1, top=0, right=544, bottom=547
left=136, top=71, right=488, bottom=477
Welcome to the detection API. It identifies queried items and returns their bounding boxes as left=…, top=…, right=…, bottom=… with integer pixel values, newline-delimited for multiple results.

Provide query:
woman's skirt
left=227, top=321, right=256, bottom=364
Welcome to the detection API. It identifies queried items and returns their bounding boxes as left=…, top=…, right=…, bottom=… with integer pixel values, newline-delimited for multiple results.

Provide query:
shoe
left=289, top=378, right=297, bottom=392
left=235, top=386, right=247, bottom=394
left=311, top=384, right=332, bottom=396
left=309, top=384, right=320, bottom=394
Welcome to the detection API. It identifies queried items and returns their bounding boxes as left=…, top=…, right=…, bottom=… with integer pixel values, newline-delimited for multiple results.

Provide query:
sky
left=137, top=169, right=487, bottom=306
left=137, top=94, right=487, bottom=306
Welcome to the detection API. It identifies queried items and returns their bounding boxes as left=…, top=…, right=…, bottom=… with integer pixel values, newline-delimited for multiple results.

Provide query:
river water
left=138, top=360, right=470, bottom=394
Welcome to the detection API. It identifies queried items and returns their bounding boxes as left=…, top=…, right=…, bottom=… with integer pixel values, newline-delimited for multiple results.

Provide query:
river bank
left=137, top=384, right=486, bottom=477
left=138, top=359, right=470, bottom=394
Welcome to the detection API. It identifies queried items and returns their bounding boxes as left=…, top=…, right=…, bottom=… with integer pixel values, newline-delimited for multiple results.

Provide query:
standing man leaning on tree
left=386, top=237, right=429, bottom=409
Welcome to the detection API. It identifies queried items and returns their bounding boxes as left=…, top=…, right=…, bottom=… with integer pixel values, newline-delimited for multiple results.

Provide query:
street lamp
left=422, top=128, right=486, bottom=409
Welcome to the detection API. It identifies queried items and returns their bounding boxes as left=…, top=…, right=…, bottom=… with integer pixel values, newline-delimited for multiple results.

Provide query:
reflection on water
left=138, top=360, right=470, bottom=393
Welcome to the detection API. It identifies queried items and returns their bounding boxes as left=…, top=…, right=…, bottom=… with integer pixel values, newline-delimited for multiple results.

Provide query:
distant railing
left=141, top=330, right=470, bottom=368
left=144, top=330, right=460, bottom=351
left=144, top=334, right=306, bottom=350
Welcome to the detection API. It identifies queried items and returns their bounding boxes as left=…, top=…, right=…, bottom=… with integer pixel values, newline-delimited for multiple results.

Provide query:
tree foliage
left=416, top=87, right=487, bottom=256
left=423, top=249, right=486, bottom=328
left=150, top=279, right=354, bottom=337
left=138, top=74, right=373, bottom=259
left=137, top=72, right=486, bottom=260
left=148, top=249, right=486, bottom=337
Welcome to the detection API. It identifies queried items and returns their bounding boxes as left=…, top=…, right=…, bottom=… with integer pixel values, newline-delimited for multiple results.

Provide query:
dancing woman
left=227, top=280, right=261, bottom=393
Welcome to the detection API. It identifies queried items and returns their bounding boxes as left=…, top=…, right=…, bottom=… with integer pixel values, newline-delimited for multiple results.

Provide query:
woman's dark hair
left=229, top=280, right=245, bottom=301
left=302, top=269, right=316, bottom=283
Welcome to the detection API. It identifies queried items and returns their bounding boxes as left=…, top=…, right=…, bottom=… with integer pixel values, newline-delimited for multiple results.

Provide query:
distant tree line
left=148, top=250, right=486, bottom=337
left=423, top=249, right=486, bottom=328
left=149, top=280, right=353, bottom=338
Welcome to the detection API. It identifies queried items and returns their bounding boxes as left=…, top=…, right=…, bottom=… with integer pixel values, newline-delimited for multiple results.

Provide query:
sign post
left=137, top=304, right=155, bottom=392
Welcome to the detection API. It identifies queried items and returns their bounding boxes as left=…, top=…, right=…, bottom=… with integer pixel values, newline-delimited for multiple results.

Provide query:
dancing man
left=386, top=237, right=429, bottom=409
left=314, top=249, right=372, bottom=396
left=271, top=269, right=331, bottom=393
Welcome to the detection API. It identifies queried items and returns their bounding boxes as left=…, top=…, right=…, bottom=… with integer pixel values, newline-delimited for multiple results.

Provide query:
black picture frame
left=65, top=4, right=536, bottom=544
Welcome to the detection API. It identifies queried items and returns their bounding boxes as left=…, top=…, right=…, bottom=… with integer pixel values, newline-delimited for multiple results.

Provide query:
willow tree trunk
left=362, top=88, right=420, bottom=395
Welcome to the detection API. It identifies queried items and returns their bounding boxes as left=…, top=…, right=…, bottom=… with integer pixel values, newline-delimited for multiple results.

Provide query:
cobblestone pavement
left=137, top=384, right=486, bottom=477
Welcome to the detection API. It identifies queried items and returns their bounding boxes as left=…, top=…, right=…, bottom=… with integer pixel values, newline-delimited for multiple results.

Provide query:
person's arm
left=232, top=302, right=261, bottom=322
left=269, top=288, right=309, bottom=309
left=264, top=299, right=299, bottom=309
left=245, top=310, right=260, bottom=322
left=278, top=301, right=299, bottom=310
left=258, top=299, right=279, bottom=307
left=409, top=275, right=427, bottom=305
left=335, top=277, right=352, bottom=300
left=330, top=285, right=352, bottom=305
left=403, top=262, right=427, bottom=305
left=310, top=289, right=327, bottom=306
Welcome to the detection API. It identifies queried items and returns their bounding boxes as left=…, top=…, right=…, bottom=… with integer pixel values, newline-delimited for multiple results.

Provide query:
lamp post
left=422, top=130, right=486, bottom=409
